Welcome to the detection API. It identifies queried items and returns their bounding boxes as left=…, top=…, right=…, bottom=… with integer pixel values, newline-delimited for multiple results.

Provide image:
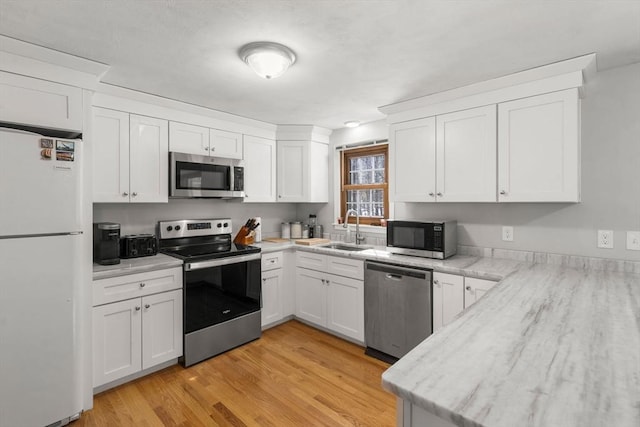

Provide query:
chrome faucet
left=343, top=209, right=366, bottom=245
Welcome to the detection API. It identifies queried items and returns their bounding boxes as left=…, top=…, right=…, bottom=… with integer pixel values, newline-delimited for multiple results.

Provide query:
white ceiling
left=1, top=1, right=639, bottom=130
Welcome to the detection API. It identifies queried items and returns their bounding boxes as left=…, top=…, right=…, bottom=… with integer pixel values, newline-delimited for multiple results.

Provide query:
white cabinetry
left=295, top=252, right=364, bottom=342
left=390, top=105, right=496, bottom=202
left=464, top=277, right=498, bottom=309
left=261, top=251, right=284, bottom=327
left=243, top=135, right=277, bottom=202
left=436, top=106, right=496, bottom=202
left=498, top=88, right=580, bottom=202
left=277, top=140, right=329, bottom=202
left=0, top=71, right=83, bottom=131
left=93, top=107, right=169, bottom=203
left=432, top=272, right=465, bottom=333
left=92, top=267, right=182, bottom=389
left=390, top=117, right=436, bottom=202
left=168, top=121, right=243, bottom=159
left=432, top=273, right=498, bottom=331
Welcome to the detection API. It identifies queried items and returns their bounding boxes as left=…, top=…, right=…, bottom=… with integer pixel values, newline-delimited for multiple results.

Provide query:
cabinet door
left=295, top=267, right=326, bottom=327
left=141, top=289, right=183, bottom=369
left=243, top=135, right=277, bottom=202
left=436, top=106, right=497, bottom=202
left=498, top=88, right=580, bottom=202
left=390, top=117, right=436, bottom=202
left=464, top=277, right=498, bottom=309
left=261, top=269, right=283, bottom=327
left=277, top=141, right=308, bottom=202
left=93, top=107, right=130, bottom=203
left=129, top=115, right=169, bottom=203
left=169, top=121, right=209, bottom=156
left=308, top=141, right=329, bottom=202
left=326, top=274, right=364, bottom=342
left=93, top=299, right=142, bottom=387
left=209, top=128, right=243, bottom=159
left=261, top=251, right=283, bottom=271
left=432, top=272, right=464, bottom=332
left=93, top=267, right=182, bottom=306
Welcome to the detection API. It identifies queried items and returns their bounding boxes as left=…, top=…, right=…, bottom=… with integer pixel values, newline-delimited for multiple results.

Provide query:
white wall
left=323, top=63, right=640, bottom=260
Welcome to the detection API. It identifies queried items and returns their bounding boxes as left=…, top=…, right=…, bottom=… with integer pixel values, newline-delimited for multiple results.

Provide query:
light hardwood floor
left=77, top=320, right=396, bottom=426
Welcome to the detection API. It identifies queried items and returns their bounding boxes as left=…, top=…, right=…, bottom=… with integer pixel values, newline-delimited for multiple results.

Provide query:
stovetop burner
left=158, top=218, right=260, bottom=262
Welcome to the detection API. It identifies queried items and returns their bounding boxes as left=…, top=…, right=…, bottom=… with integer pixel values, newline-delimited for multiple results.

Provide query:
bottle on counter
left=281, top=222, right=291, bottom=239
left=308, top=214, right=317, bottom=238
left=291, top=221, right=302, bottom=239
left=302, top=224, right=309, bottom=239
left=254, top=216, right=262, bottom=242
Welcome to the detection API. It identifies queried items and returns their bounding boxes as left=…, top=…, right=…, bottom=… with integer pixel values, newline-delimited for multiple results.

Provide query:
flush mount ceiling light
left=239, top=41, right=296, bottom=79
left=344, top=121, right=360, bottom=128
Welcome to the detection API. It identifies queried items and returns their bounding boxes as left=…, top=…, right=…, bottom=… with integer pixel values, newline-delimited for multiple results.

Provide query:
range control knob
left=166, top=226, right=173, bottom=232
left=223, top=223, right=229, bottom=228
left=175, top=225, right=181, bottom=231
left=217, top=223, right=222, bottom=228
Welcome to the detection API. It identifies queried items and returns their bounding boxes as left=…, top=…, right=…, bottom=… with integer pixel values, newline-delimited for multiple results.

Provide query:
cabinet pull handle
left=433, top=279, right=439, bottom=285
left=144, top=304, right=150, bottom=309
left=122, top=192, right=129, bottom=197
left=140, top=282, right=146, bottom=288
left=465, top=286, right=472, bottom=291
left=500, top=190, right=507, bottom=195
left=135, top=306, right=141, bottom=311
left=204, top=147, right=209, bottom=151
left=278, top=195, right=282, bottom=198
left=428, top=192, right=435, bottom=197
left=270, top=259, right=276, bottom=264
left=436, top=192, right=443, bottom=197
left=325, top=280, right=329, bottom=286
left=132, top=192, right=138, bottom=197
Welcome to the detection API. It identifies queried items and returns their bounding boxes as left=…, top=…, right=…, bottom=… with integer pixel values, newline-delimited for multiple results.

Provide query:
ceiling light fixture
left=344, top=121, right=360, bottom=128
left=239, top=41, right=296, bottom=79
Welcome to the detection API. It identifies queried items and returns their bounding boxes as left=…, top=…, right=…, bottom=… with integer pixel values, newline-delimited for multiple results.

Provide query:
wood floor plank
left=77, top=320, right=396, bottom=426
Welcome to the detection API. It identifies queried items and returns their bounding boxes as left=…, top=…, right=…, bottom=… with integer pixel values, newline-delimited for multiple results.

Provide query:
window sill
left=331, top=223, right=387, bottom=235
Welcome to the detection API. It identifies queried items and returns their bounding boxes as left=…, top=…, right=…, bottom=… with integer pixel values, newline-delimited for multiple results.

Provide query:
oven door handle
left=185, top=252, right=261, bottom=271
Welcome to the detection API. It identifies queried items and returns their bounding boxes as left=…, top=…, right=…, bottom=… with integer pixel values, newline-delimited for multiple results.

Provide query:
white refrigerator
left=0, top=128, right=83, bottom=426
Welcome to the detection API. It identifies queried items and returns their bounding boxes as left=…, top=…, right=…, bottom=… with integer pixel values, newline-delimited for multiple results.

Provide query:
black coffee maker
left=93, top=222, right=121, bottom=265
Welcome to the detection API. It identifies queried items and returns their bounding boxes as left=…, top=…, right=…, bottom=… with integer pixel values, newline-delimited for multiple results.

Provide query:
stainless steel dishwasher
left=364, top=260, right=433, bottom=362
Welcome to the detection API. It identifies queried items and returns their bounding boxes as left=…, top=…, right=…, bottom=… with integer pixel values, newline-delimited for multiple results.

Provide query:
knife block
left=233, top=227, right=255, bottom=245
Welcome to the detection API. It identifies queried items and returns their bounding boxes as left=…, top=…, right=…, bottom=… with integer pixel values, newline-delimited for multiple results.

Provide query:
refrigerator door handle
left=0, top=231, right=83, bottom=240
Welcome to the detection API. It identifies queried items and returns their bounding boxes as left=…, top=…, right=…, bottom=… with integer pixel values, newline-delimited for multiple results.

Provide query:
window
left=340, top=144, right=389, bottom=225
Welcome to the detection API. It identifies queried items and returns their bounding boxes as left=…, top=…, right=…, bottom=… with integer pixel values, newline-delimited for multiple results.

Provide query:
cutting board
left=261, top=238, right=290, bottom=243
left=294, top=238, right=331, bottom=246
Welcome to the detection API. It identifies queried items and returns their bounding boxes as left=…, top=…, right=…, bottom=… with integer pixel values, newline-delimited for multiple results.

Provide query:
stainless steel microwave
left=170, top=152, right=244, bottom=198
left=386, top=220, right=457, bottom=259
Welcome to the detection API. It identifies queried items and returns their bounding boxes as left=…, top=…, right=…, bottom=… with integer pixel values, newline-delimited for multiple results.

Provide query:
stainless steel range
left=158, top=218, right=261, bottom=367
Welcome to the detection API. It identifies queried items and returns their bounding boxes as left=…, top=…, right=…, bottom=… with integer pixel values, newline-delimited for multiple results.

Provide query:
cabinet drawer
left=296, top=251, right=327, bottom=271
left=261, top=251, right=283, bottom=271
left=327, top=256, right=364, bottom=280
left=93, top=267, right=182, bottom=306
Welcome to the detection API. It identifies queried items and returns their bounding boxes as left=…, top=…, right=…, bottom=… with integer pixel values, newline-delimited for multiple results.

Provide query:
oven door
left=170, top=152, right=242, bottom=198
left=183, top=253, right=261, bottom=334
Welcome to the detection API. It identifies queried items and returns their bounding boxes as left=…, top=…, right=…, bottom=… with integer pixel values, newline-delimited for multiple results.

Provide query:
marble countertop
left=382, top=263, right=640, bottom=427
left=93, top=253, right=183, bottom=280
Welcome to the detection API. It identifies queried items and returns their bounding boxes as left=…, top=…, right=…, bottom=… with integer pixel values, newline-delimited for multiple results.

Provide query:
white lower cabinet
left=295, top=252, right=364, bottom=342
left=464, top=277, right=498, bottom=309
left=92, top=268, right=183, bottom=389
left=261, top=251, right=284, bottom=328
left=432, top=272, right=498, bottom=332
left=432, top=272, right=465, bottom=333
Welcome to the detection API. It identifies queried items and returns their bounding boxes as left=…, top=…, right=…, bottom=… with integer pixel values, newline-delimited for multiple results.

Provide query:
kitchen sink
left=325, top=243, right=372, bottom=252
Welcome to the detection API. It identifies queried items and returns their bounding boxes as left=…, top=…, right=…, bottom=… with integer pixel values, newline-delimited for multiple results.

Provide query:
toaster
left=120, top=234, right=158, bottom=259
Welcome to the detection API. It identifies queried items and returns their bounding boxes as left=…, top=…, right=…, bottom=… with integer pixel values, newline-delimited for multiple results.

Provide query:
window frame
left=340, top=144, right=389, bottom=226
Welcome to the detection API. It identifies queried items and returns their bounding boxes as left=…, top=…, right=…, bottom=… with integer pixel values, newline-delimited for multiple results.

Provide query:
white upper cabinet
left=209, top=128, right=243, bottom=159
left=498, top=88, right=580, bottom=202
left=93, top=108, right=168, bottom=203
left=168, top=121, right=243, bottom=159
left=277, top=140, right=328, bottom=203
left=93, top=108, right=130, bottom=203
left=168, top=122, right=209, bottom=156
left=243, top=135, right=276, bottom=202
left=436, top=105, right=497, bottom=202
left=0, top=71, right=83, bottom=131
left=129, top=115, right=169, bottom=203
left=390, top=117, right=436, bottom=202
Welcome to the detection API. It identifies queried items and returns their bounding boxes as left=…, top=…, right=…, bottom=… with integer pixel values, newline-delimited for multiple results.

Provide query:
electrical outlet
left=502, top=226, right=514, bottom=242
left=627, top=231, right=640, bottom=251
left=597, top=230, right=614, bottom=249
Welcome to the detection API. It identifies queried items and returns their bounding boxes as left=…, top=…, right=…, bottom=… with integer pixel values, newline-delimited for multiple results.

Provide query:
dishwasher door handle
left=385, top=273, right=403, bottom=281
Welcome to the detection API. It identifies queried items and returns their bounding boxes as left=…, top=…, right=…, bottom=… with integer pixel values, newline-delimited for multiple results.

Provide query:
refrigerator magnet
left=56, top=151, right=74, bottom=162
left=40, top=138, right=54, bottom=148
left=56, top=140, right=75, bottom=152
left=40, top=148, right=52, bottom=160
